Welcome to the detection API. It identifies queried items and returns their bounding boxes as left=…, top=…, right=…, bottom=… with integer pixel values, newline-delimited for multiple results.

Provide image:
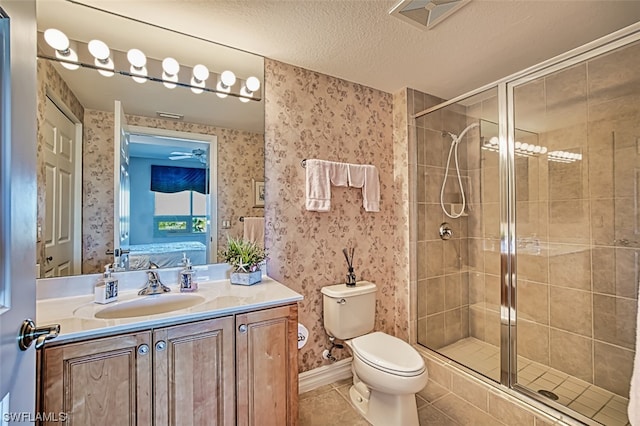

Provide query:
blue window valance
left=150, top=165, right=209, bottom=194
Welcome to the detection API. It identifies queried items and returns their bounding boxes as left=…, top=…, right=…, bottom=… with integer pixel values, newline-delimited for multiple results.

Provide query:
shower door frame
left=412, top=20, right=640, bottom=425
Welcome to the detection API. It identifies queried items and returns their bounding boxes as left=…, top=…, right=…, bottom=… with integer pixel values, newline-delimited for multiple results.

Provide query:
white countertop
left=38, top=276, right=303, bottom=344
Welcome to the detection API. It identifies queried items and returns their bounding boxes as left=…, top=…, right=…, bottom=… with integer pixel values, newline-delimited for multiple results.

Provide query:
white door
left=0, top=0, right=40, bottom=422
left=114, top=100, right=131, bottom=267
left=42, top=96, right=77, bottom=277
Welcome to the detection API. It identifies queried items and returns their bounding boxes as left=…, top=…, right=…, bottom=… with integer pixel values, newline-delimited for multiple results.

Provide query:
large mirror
left=36, top=0, right=265, bottom=277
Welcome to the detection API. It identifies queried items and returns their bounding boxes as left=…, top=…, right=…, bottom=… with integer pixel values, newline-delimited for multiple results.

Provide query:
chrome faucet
left=138, top=263, right=171, bottom=295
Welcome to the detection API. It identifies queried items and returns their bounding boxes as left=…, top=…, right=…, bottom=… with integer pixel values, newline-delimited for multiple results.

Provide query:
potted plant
left=219, top=236, right=267, bottom=285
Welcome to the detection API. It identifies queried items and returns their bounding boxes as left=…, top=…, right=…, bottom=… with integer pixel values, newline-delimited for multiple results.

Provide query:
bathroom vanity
left=35, top=275, right=302, bottom=425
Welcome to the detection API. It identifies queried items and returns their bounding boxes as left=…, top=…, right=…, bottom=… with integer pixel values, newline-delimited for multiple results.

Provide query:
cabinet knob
left=137, top=344, right=149, bottom=355
left=238, top=324, right=248, bottom=333
left=155, top=341, right=166, bottom=352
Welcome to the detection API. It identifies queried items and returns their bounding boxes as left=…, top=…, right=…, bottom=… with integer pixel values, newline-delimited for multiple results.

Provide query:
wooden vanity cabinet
left=39, top=330, right=153, bottom=425
left=153, top=316, right=235, bottom=425
left=236, top=304, right=298, bottom=426
left=38, top=304, right=298, bottom=426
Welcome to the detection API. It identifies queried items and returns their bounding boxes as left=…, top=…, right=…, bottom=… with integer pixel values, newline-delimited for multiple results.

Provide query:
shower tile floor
left=439, top=337, right=631, bottom=426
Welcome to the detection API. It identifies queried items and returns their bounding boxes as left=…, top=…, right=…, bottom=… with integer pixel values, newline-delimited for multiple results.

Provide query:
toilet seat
left=351, top=332, right=425, bottom=377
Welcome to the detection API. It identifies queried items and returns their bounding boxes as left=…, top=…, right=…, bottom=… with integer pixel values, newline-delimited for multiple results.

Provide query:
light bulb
left=130, top=65, right=147, bottom=83
left=127, top=49, right=147, bottom=68
left=220, top=70, right=236, bottom=87
left=216, top=81, right=229, bottom=98
left=245, top=76, right=260, bottom=92
left=514, top=141, right=522, bottom=149
left=533, top=145, right=541, bottom=153
left=520, top=143, right=529, bottom=151
left=489, top=136, right=499, bottom=146
left=162, top=57, right=180, bottom=76
left=191, top=77, right=205, bottom=94
left=540, top=147, right=548, bottom=154
left=163, top=72, right=178, bottom=89
left=88, top=39, right=110, bottom=60
left=239, top=86, right=252, bottom=102
left=94, top=57, right=114, bottom=77
left=192, top=64, right=209, bottom=82
left=56, top=46, right=79, bottom=70
left=44, top=28, right=69, bottom=52
left=527, top=145, right=535, bottom=152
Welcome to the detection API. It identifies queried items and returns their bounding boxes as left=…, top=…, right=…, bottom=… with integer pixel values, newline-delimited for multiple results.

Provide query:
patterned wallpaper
left=82, top=110, right=264, bottom=273
left=36, top=59, right=85, bottom=267
left=264, top=59, right=409, bottom=372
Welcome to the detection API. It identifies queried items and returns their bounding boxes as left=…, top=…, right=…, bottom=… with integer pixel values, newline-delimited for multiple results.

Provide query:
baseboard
left=298, top=357, right=353, bottom=394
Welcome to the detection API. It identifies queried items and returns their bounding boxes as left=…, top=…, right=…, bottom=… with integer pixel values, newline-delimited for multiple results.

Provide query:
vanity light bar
left=39, top=29, right=262, bottom=102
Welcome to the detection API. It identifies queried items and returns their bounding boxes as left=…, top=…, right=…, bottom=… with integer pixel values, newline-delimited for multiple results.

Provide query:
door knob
left=45, top=256, right=53, bottom=263
left=238, top=324, right=248, bottom=333
left=18, top=319, right=60, bottom=350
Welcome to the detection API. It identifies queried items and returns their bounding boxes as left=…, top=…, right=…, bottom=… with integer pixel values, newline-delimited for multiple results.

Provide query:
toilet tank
left=321, top=281, right=377, bottom=339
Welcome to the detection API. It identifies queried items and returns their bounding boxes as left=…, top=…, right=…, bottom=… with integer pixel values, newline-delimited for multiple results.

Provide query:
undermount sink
left=94, top=293, right=206, bottom=319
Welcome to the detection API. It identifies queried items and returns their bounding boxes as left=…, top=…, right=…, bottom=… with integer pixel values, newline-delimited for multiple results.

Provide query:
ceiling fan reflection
left=169, top=148, right=207, bottom=164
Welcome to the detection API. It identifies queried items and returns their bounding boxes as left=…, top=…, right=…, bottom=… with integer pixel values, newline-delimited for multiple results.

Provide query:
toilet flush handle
left=337, top=298, right=346, bottom=305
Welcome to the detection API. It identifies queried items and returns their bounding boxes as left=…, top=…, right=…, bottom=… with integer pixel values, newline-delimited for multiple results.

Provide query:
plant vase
left=230, top=270, right=262, bottom=286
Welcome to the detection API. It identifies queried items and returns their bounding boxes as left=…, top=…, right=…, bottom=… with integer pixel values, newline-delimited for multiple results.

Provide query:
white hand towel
left=629, top=282, right=640, bottom=425
left=243, top=217, right=265, bottom=249
left=347, top=164, right=380, bottom=212
left=305, top=159, right=348, bottom=211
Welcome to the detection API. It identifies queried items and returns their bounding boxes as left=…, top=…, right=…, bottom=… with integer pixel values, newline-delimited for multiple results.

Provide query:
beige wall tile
left=426, top=240, right=445, bottom=278
left=445, top=273, right=462, bottom=310
left=425, top=276, right=445, bottom=315
left=425, top=313, right=445, bottom=349
left=550, top=329, right=593, bottom=382
left=614, top=247, right=639, bottom=299
left=518, top=252, right=549, bottom=284
left=593, top=294, right=637, bottom=349
left=587, top=41, right=640, bottom=106
left=549, top=287, right=592, bottom=337
left=451, top=374, right=489, bottom=411
left=469, top=305, right=486, bottom=341
left=433, top=393, right=504, bottom=426
left=548, top=200, right=590, bottom=244
left=517, top=280, right=549, bottom=324
left=517, top=320, right=550, bottom=365
left=594, top=341, right=635, bottom=397
left=548, top=248, right=591, bottom=290
left=590, top=199, right=614, bottom=246
left=488, top=391, right=536, bottom=426
left=469, top=271, right=485, bottom=304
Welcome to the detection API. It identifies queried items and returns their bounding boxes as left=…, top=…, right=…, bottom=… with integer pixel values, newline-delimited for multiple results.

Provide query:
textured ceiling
left=75, top=0, right=640, bottom=100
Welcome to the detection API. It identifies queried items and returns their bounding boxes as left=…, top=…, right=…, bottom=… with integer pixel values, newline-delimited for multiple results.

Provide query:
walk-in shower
left=414, top=25, right=640, bottom=426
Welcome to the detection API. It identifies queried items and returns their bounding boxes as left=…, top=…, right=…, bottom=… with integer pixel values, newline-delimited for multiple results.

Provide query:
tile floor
left=439, top=337, right=631, bottom=426
left=299, top=377, right=459, bottom=426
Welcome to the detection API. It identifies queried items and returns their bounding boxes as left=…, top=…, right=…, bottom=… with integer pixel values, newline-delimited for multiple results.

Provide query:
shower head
left=442, top=131, right=457, bottom=140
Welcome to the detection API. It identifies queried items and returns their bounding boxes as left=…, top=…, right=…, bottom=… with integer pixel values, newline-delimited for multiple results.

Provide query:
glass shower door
left=512, top=39, right=640, bottom=425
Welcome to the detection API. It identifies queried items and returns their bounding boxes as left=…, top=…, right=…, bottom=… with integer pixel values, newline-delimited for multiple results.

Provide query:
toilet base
left=349, top=383, right=419, bottom=426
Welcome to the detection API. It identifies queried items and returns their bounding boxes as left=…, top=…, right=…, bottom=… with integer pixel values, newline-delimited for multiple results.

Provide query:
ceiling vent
left=389, top=0, right=470, bottom=30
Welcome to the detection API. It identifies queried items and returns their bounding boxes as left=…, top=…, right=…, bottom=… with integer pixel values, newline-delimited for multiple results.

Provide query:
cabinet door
left=236, top=304, right=299, bottom=426
left=153, top=316, right=235, bottom=426
left=40, top=331, right=152, bottom=425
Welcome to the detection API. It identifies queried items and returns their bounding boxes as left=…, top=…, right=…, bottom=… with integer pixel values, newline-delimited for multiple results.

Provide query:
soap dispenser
left=179, top=253, right=198, bottom=292
left=95, top=264, right=118, bottom=304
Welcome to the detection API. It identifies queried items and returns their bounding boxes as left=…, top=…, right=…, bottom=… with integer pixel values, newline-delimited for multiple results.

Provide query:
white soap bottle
left=179, top=253, right=198, bottom=292
left=95, top=264, right=118, bottom=304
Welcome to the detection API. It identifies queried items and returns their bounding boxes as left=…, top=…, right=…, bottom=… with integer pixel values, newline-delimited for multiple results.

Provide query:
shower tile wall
left=413, top=89, right=472, bottom=351
left=513, top=41, right=640, bottom=398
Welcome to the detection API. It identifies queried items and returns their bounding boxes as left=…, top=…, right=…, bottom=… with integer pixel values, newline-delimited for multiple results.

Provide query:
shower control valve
left=439, top=223, right=453, bottom=240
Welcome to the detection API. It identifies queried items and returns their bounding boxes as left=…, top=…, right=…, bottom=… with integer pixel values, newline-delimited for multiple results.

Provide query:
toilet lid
left=351, top=332, right=425, bottom=377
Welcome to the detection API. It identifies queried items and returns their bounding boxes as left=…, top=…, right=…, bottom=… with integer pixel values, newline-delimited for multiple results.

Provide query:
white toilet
left=321, top=281, right=428, bottom=426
